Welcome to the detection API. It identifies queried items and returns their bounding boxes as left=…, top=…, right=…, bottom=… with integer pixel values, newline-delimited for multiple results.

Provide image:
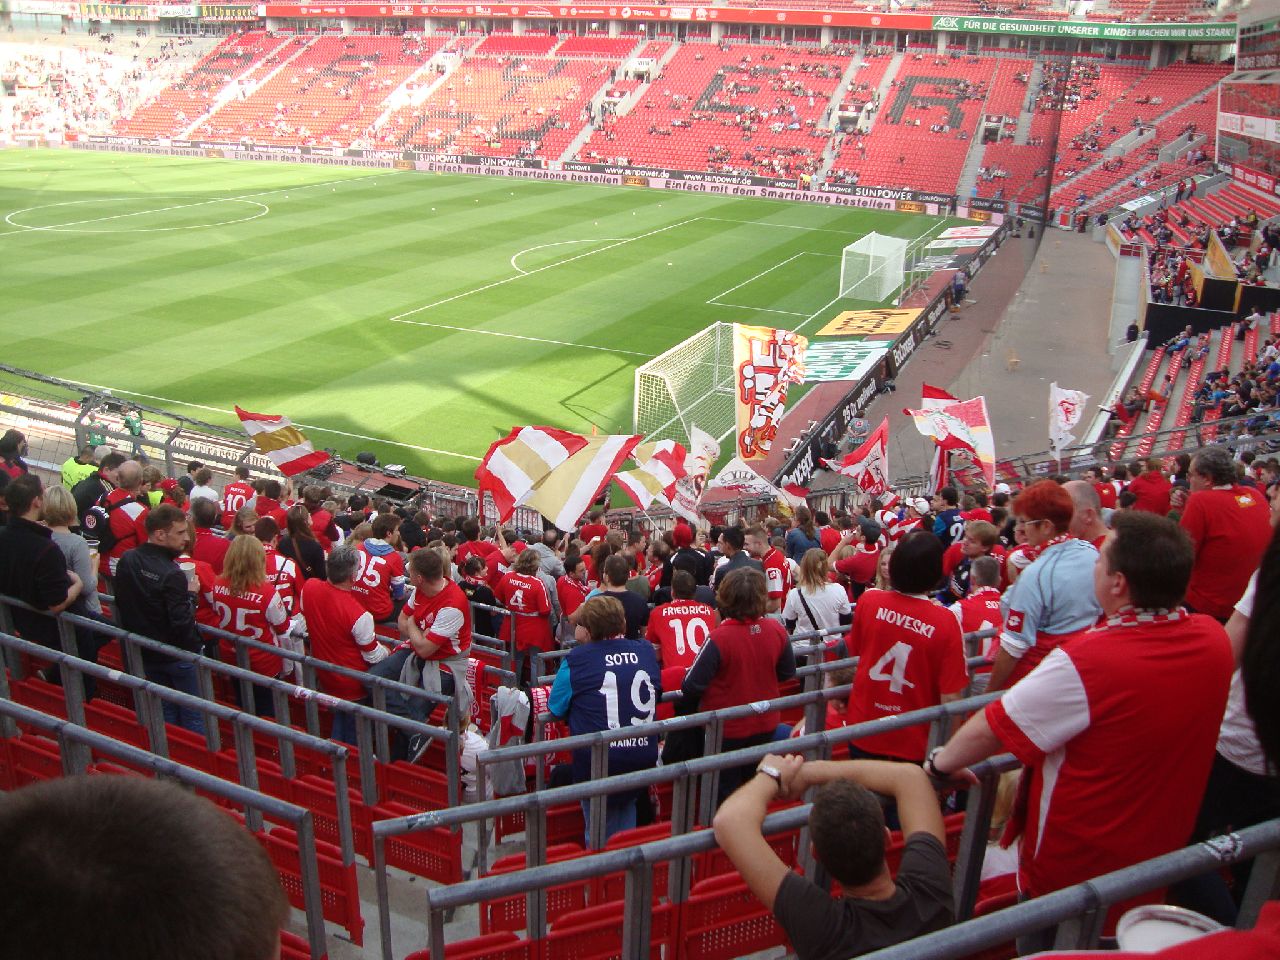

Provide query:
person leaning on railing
left=713, top=754, right=953, bottom=960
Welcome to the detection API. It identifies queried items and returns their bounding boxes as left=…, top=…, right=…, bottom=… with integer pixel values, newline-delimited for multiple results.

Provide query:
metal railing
left=371, top=690, right=1003, bottom=960
left=863, top=817, right=1280, bottom=959
left=0, top=627, right=362, bottom=862
left=0, top=697, right=331, bottom=958
left=0, top=593, right=465, bottom=808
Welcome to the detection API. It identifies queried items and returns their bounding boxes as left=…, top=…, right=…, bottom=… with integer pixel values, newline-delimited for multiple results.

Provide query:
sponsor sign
left=896, top=200, right=925, bottom=214
left=816, top=308, right=921, bottom=338
left=926, top=237, right=982, bottom=250
left=11, top=0, right=78, bottom=12
left=1227, top=160, right=1280, bottom=197
left=199, top=4, right=259, bottom=18
left=622, top=174, right=648, bottom=187
left=803, top=341, right=889, bottom=383
left=967, top=196, right=1007, bottom=214
left=928, top=15, right=1235, bottom=41
left=939, top=225, right=999, bottom=240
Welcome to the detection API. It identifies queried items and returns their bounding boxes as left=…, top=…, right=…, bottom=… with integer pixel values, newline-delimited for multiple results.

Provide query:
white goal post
left=634, top=321, right=737, bottom=442
left=839, top=232, right=910, bottom=303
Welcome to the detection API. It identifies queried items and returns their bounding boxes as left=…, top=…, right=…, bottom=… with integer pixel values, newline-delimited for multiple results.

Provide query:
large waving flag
left=522, top=434, right=642, bottom=531
left=475, top=426, right=590, bottom=523
left=920, top=383, right=958, bottom=410
left=823, top=416, right=890, bottom=495
left=904, top=396, right=996, bottom=489
left=615, top=439, right=689, bottom=511
left=669, top=425, right=720, bottom=523
left=235, top=406, right=330, bottom=477
left=1048, top=383, right=1089, bottom=459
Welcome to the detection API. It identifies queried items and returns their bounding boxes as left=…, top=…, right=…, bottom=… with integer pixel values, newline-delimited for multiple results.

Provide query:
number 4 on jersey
left=868, top=641, right=915, bottom=694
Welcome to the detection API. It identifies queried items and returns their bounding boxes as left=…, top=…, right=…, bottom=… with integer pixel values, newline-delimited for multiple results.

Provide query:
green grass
left=0, top=148, right=953, bottom=486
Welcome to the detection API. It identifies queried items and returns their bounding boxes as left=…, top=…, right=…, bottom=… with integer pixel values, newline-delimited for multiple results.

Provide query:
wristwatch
left=756, top=763, right=784, bottom=792
left=923, top=747, right=950, bottom=782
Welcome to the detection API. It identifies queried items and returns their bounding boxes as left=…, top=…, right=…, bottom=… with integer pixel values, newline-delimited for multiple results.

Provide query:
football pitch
left=0, top=149, right=955, bottom=486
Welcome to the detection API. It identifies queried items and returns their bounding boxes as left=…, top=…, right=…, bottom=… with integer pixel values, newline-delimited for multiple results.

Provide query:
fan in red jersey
left=496, top=547, right=555, bottom=686
left=220, top=464, right=256, bottom=530
left=845, top=531, right=969, bottom=765
left=211, top=535, right=289, bottom=717
left=647, top=570, right=719, bottom=672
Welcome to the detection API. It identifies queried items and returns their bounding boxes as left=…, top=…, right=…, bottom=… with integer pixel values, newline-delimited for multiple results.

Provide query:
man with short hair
left=527, top=528, right=567, bottom=579
left=253, top=478, right=288, bottom=530
left=60, top=445, right=99, bottom=491
left=1128, top=458, right=1173, bottom=515
left=189, top=467, right=219, bottom=504
left=647, top=569, right=718, bottom=672
left=220, top=464, right=255, bottom=530
left=1181, top=446, right=1272, bottom=621
left=351, top=513, right=407, bottom=623
left=713, top=755, right=953, bottom=960
left=0, top=775, right=289, bottom=960
left=578, top=508, right=608, bottom=545
left=97, top=459, right=150, bottom=579
left=712, top=526, right=763, bottom=590
left=932, top=486, right=964, bottom=547
left=1064, top=479, right=1109, bottom=548
left=72, top=450, right=126, bottom=525
left=745, top=524, right=790, bottom=614
left=300, top=545, right=388, bottom=742
left=834, top=519, right=881, bottom=598
left=948, top=554, right=1003, bottom=686
left=580, top=553, right=650, bottom=639
left=178, top=460, right=203, bottom=496
left=113, top=504, right=205, bottom=734
left=929, top=512, right=1233, bottom=938
left=254, top=516, right=300, bottom=618
left=0, top=474, right=83, bottom=653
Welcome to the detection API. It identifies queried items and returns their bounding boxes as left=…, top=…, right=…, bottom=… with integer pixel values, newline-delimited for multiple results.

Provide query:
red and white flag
left=475, top=426, right=590, bottom=523
left=234, top=406, right=330, bottom=477
left=615, top=439, right=689, bottom=510
left=920, top=383, right=958, bottom=410
left=904, top=396, right=997, bottom=489
left=823, top=416, right=891, bottom=495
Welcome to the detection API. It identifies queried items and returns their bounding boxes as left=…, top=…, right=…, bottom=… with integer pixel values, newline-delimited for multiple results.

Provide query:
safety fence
left=373, top=692, right=1004, bottom=960
left=0, top=697, right=333, bottom=958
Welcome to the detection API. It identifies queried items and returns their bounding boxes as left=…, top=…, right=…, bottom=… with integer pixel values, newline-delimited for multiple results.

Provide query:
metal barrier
left=0, top=697, right=330, bottom=958
left=0, top=628, right=361, bottom=863
left=371, top=690, right=1002, bottom=960
left=863, top=817, right=1280, bottom=959
left=0, top=594, right=464, bottom=808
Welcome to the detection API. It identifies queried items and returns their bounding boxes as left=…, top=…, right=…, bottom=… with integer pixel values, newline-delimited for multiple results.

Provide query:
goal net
left=634, top=322, right=737, bottom=442
left=839, top=232, right=909, bottom=303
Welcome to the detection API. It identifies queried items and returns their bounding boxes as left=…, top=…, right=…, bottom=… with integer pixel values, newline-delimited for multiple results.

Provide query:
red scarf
left=1024, top=531, right=1072, bottom=564
left=1103, top=605, right=1189, bottom=628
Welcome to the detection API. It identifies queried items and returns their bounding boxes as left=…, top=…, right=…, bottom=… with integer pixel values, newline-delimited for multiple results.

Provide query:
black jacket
left=113, top=542, right=200, bottom=663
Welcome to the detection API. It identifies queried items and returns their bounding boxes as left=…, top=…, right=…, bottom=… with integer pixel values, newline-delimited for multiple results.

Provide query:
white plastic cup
left=178, top=560, right=198, bottom=592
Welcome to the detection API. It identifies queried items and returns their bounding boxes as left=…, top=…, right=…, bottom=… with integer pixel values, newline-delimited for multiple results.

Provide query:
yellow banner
left=733, top=323, right=807, bottom=462
left=815, top=308, right=922, bottom=338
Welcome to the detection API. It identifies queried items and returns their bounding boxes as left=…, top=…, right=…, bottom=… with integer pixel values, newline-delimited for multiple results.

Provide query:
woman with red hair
left=987, top=480, right=1101, bottom=691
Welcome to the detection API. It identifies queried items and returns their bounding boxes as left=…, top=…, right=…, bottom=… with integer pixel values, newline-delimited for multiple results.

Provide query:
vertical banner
left=733, top=324, right=807, bottom=462
left=1048, top=383, right=1089, bottom=460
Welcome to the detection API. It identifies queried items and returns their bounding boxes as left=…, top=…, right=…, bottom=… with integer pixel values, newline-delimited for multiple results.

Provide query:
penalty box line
left=706, top=250, right=840, bottom=317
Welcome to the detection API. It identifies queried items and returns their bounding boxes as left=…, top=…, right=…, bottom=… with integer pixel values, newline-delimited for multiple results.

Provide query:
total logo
left=621, top=4, right=629, bottom=13
left=775, top=11, right=784, bottom=19
left=822, top=14, right=830, bottom=22
left=870, top=15, right=879, bottom=23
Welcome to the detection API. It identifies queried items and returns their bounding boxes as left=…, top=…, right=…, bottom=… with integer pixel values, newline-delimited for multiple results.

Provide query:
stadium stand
left=573, top=43, right=847, bottom=179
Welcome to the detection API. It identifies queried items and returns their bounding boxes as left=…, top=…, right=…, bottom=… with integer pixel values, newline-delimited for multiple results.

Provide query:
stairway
left=1012, top=60, right=1043, bottom=146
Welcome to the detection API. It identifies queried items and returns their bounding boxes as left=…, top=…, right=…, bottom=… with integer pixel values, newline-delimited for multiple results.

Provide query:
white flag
left=1048, top=383, right=1089, bottom=458
left=708, top=457, right=804, bottom=508
left=669, top=425, right=720, bottom=523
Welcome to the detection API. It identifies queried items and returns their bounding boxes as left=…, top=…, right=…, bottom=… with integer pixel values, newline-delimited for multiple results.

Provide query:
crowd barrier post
left=0, top=697, right=331, bottom=958
left=0, top=628, right=357, bottom=858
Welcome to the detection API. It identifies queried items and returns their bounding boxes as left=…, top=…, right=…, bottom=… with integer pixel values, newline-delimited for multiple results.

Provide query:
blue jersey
left=549, top=637, right=662, bottom=782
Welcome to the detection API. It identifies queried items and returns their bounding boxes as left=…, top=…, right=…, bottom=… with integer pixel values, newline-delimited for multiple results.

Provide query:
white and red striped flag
left=823, top=416, right=890, bottom=495
left=615, top=439, right=689, bottom=510
left=475, top=426, right=590, bottom=523
left=234, top=406, right=330, bottom=477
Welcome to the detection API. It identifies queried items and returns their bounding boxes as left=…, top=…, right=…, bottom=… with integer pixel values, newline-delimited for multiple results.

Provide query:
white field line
left=706, top=253, right=806, bottom=304
left=389, top=318, right=649, bottom=356
left=76, top=382, right=481, bottom=461
left=695, top=216, right=874, bottom=235
left=510, top=238, right=623, bottom=275
left=709, top=304, right=810, bottom=317
left=0, top=172, right=385, bottom=236
left=388, top=217, right=700, bottom=321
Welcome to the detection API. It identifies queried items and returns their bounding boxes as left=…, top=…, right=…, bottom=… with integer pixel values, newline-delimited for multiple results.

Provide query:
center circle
left=4, top=197, right=271, bottom=234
